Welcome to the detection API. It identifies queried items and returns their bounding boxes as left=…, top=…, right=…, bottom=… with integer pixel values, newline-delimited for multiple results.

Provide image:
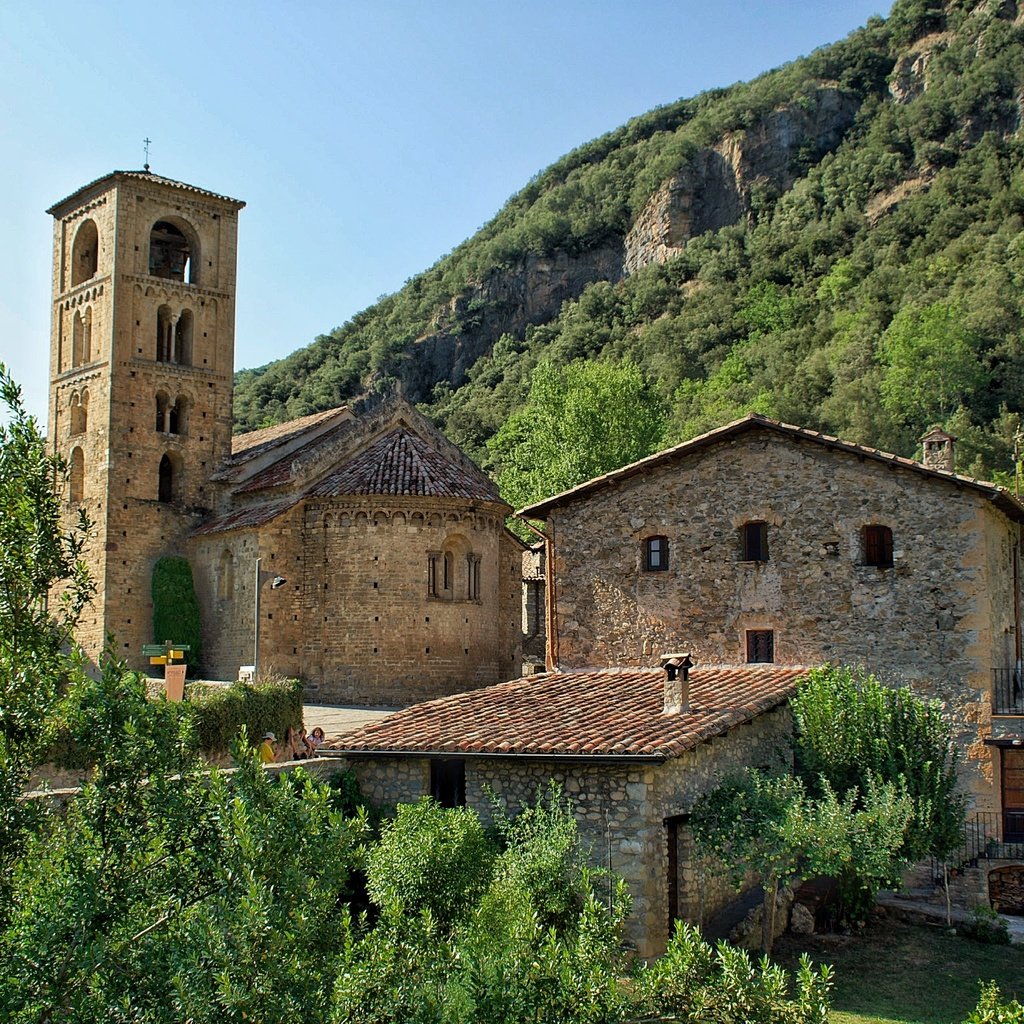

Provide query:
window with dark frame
left=644, top=535, right=669, bottom=571
left=746, top=629, right=775, bottom=663
left=467, top=554, right=481, bottom=600
left=430, top=758, right=466, bottom=808
left=863, top=524, right=894, bottom=567
left=741, top=521, right=769, bottom=562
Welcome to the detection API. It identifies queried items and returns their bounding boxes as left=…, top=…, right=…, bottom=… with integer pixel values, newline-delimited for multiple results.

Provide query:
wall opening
left=71, top=219, right=99, bottom=287
left=69, top=446, right=84, bottom=504
left=149, top=220, right=198, bottom=283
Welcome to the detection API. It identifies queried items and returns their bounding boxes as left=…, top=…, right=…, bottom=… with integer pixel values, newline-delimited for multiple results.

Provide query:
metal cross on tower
left=143, top=137, right=152, bottom=172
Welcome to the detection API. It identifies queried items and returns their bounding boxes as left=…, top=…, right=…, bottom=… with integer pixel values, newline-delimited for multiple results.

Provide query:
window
left=863, top=524, right=894, bottom=568
left=467, top=554, right=481, bottom=600
left=71, top=219, right=99, bottom=287
left=149, top=220, right=196, bottom=282
left=430, top=759, right=466, bottom=808
left=741, top=521, right=769, bottom=562
left=69, top=391, right=88, bottom=435
left=746, top=629, right=775, bottom=664
left=69, top=447, right=84, bottom=504
left=428, top=551, right=439, bottom=596
left=158, top=454, right=174, bottom=503
left=644, top=535, right=669, bottom=571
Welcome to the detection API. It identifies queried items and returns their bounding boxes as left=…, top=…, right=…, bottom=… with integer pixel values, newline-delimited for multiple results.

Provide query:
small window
left=741, top=521, right=769, bottom=562
left=430, top=759, right=466, bottom=808
left=467, top=554, right=481, bottom=600
left=746, top=630, right=774, bottom=664
left=69, top=447, right=85, bottom=504
left=644, top=535, right=669, bottom=571
left=863, top=524, right=894, bottom=568
left=158, top=454, right=174, bottom=503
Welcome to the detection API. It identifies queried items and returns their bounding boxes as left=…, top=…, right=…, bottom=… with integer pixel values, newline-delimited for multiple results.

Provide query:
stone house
left=327, top=661, right=807, bottom=957
left=46, top=169, right=521, bottom=703
left=518, top=414, right=1024, bottom=838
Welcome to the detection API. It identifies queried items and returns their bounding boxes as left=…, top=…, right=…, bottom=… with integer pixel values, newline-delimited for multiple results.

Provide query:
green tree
left=487, top=358, right=666, bottom=518
left=791, top=664, right=965, bottom=864
left=0, top=363, right=92, bottom=887
left=878, top=302, right=990, bottom=434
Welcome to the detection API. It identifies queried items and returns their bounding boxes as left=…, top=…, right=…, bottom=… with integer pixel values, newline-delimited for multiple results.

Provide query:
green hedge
left=151, top=556, right=203, bottom=674
left=189, top=678, right=304, bottom=756
left=47, top=678, right=304, bottom=767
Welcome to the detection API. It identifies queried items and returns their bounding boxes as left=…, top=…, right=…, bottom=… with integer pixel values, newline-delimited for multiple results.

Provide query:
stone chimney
left=920, top=426, right=956, bottom=473
left=660, top=652, right=694, bottom=715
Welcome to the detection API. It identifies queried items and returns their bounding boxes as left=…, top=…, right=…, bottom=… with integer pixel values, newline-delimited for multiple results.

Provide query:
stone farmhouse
left=47, top=170, right=521, bottom=705
left=518, top=414, right=1024, bottom=832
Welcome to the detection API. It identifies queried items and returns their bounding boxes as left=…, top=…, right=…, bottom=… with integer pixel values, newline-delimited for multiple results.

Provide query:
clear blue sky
left=0, top=0, right=891, bottom=423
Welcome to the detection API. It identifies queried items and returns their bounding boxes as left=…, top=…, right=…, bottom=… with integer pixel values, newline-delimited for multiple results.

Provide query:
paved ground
left=302, top=703, right=397, bottom=740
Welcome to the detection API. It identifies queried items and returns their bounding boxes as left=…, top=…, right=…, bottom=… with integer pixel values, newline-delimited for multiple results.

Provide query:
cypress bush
left=151, top=556, right=202, bottom=674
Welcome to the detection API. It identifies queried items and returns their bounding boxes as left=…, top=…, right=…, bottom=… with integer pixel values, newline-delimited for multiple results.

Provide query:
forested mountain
left=234, top=0, right=1024, bottom=486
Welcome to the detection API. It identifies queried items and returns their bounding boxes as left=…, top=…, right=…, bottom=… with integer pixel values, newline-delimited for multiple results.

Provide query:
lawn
left=772, top=914, right=1024, bottom=1024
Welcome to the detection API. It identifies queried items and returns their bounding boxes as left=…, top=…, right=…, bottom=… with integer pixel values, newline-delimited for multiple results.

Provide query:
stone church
left=47, top=170, right=522, bottom=705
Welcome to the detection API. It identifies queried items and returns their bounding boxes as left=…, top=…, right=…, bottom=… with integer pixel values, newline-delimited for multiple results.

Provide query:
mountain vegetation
left=233, top=0, right=1024, bottom=499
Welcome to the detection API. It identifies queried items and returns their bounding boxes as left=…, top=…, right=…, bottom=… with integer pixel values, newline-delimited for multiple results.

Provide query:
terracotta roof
left=328, top=664, right=808, bottom=759
left=229, top=407, right=347, bottom=464
left=192, top=497, right=298, bottom=536
left=518, top=413, right=1024, bottom=523
left=47, top=170, right=244, bottom=216
left=309, top=426, right=501, bottom=502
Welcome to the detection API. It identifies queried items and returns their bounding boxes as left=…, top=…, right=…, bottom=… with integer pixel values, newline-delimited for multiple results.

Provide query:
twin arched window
left=156, top=306, right=193, bottom=365
left=155, top=392, right=189, bottom=435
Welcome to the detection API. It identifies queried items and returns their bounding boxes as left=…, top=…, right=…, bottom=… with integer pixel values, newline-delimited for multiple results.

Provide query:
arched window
left=149, top=220, right=198, bottom=283
left=69, top=447, right=84, bottom=504
left=863, top=524, right=894, bottom=568
left=173, top=396, right=189, bottom=435
left=158, top=454, right=175, bottom=503
left=175, top=309, right=193, bottom=366
left=81, top=307, right=92, bottom=363
left=155, top=392, right=170, bottom=432
left=71, top=219, right=99, bottom=286
left=217, top=549, right=234, bottom=601
left=70, top=391, right=88, bottom=435
left=156, top=305, right=173, bottom=362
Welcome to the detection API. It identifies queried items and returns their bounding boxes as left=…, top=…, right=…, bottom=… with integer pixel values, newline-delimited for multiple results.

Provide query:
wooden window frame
left=746, top=629, right=775, bottom=664
left=644, top=535, right=669, bottom=572
left=863, top=524, right=894, bottom=568
left=741, top=521, right=769, bottom=562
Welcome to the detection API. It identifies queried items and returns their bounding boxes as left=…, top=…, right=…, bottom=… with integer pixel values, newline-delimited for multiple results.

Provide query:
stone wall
left=346, top=703, right=791, bottom=958
left=546, top=428, right=1021, bottom=811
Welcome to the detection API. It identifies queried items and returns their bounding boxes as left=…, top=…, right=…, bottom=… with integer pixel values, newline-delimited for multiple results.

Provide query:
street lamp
left=254, top=556, right=287, bottom=680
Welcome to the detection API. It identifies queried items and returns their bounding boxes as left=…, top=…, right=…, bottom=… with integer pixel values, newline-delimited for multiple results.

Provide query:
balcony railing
left=992, top=668, right=1024, bottom=715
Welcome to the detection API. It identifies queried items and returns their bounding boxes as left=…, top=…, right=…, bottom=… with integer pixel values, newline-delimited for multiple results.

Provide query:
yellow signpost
left=142, top=642, right=191, bottom=701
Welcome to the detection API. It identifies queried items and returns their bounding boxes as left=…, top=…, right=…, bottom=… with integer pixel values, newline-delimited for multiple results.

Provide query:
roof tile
left=328, top=664, right=809, bottom=759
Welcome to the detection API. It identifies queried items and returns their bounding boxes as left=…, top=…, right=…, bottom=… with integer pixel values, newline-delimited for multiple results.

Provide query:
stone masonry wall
left=193, top=496, right=521, bottom=702
left=347, top=704, right=791, bottom=958
left=547, top=429, right=1021, bottom=811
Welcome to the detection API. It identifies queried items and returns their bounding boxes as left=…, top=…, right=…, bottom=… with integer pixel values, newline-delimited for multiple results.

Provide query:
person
left=285, top=725, right=308, bottom=760
left=258, top=731, right=276, bottom=764
left=308, top=726, right=325, bottom=756
left=298, top=726, right=314, bottom=757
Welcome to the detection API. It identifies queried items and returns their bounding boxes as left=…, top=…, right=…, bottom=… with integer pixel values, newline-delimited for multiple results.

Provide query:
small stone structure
left=327, top=662, right=806, bottom=957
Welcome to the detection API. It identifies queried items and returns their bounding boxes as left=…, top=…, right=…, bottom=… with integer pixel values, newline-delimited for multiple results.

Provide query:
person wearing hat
left=258, top=731, right=276, bottom=764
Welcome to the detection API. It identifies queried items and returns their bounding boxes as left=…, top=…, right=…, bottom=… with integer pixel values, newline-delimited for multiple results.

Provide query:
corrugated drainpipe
left=518, top=517, right=557, bottom=672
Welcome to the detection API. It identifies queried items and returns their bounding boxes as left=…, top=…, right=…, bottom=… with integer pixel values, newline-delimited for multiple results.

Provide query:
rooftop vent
left=660, top=652, right=694, bottom=715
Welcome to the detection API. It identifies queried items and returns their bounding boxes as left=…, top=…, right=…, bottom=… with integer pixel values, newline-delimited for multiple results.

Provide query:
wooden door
left=1003, top=748, right=1024, bottom=842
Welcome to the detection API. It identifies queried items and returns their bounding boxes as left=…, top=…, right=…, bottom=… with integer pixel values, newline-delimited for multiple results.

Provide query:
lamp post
left=254, top=556, right=287, bottom=680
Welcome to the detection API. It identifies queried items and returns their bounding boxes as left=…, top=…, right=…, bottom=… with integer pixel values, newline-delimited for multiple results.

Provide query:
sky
left=0, top=0, right=891, bottom=424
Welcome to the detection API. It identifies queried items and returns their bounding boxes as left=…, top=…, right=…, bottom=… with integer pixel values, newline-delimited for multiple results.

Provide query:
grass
left=772, top=916, right=1024, bottom=1024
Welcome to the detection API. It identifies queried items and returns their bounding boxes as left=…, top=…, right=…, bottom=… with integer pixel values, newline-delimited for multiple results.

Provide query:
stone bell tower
left=46, top=170, right=244, bottom=667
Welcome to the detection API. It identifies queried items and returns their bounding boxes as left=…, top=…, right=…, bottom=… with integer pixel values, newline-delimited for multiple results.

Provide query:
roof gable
left=518, top=413, right=1024, bottom=523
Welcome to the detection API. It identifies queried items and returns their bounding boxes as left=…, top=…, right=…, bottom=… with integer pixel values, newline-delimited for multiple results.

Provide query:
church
left=47, top=170, right=523, bottom=705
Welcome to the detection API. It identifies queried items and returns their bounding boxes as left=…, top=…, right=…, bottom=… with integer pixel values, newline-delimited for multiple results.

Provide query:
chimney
left=660, top=652, right=693, bottom=715
left=920, top=426, right=956, bottom=473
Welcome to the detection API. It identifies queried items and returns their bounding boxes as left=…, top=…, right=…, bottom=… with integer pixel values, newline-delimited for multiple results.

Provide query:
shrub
left=188, top=678, right=303, bottom=756
left=963, top=982, right=1024, bottom=1023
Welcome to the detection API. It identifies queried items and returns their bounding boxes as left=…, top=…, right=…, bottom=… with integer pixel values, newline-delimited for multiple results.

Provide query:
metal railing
left=933, top=812, right=1024, bottom=880
left=992, top=667, right=1024, bottom=715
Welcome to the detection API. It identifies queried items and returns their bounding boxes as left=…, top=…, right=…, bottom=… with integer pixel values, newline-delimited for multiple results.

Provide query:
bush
left=151, top=556, right=203, bottom=674
left=188, top=678, right=304, bottom=756
left=964, top=982, right=1024, bottom=1023
left=633, top=922, right=833, bottom=1023
left=964, top=905, right=1011, bottom=946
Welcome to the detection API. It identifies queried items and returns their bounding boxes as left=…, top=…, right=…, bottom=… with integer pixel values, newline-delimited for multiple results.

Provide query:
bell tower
left=47, top=171, right=245, bottom=666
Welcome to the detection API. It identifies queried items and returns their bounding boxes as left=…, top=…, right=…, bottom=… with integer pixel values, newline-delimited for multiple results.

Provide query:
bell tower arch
left=47, top=170, right=245, bottom=666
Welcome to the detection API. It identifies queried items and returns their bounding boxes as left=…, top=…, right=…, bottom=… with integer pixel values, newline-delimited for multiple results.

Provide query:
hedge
left=189, top=678, right=304, bottom=756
